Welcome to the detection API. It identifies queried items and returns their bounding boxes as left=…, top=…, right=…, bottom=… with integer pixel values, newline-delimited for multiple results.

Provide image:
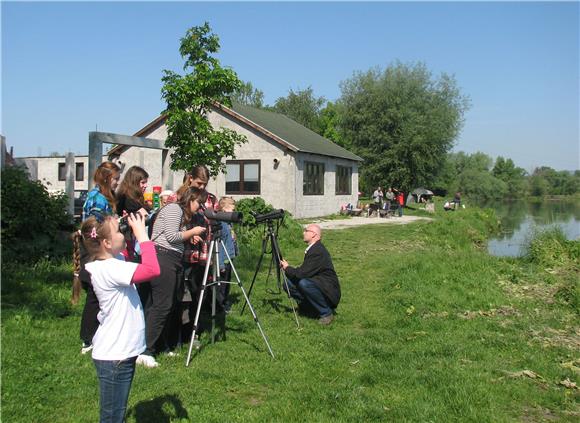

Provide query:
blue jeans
left=285, top=278, right=333, bottom=318
left=94, top=357, right=137, bottom=423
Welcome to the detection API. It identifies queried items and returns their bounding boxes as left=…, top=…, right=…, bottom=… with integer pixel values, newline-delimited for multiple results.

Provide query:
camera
left=203, top=208, right=243, bottom=223
left=252, top=209, right=285, bottom=223
left=118, top=214, right=152, bottom=234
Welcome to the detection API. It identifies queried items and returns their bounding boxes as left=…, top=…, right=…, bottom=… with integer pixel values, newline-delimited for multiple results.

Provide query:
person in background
left=181, top=165, right=218, bottom=341
left=78, top=161, right=121, bottom=355
left=384, top=187, right=395, bottom=214
left=116, top=165, right=152, bottom=308
left=371, top=186, right=384, bottom=216
left=280, top=224, right=341, bottom=326
left=116, top=166, right=150, bottom=216
left=396, top=189, right=405, bottom=217
left=138, top=187, right=207, bottom=367
left=454, top=191, right=462, bottom=210
left=216, top=197, right=238, bottom=313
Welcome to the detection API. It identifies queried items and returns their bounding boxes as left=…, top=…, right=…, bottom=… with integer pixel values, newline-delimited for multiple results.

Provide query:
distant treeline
left=233, top=63, right=578, bottom=200
left=430, top=151, right=580, bottom=200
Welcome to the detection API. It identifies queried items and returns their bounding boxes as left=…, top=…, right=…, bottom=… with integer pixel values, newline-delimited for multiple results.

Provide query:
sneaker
left=319, top=314, right=334, bottom=326
left=80, top=343, right=93, bottom=355
left=166, top=351, right=179, bottom=357
left=136, top=354, right=159, bottom=368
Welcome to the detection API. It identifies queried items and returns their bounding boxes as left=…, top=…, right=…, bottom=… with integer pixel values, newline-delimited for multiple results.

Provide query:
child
left=78, top=161, right=121, bottom=354
left=217, top=197, right=238, bottom=313
left=81, top=213, right=160, bottom=422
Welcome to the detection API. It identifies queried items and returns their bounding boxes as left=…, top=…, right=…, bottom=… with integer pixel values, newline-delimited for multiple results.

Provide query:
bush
left=1, top=166, right=73, bottom=263
left=232, top=197, right=304, bottom=263
left=524, top=227, right=580, bottom=311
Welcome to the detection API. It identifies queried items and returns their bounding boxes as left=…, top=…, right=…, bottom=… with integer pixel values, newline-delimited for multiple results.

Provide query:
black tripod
left=242, top=219, right=300, bottom=327
left=185, top=222, right=274, bottom=366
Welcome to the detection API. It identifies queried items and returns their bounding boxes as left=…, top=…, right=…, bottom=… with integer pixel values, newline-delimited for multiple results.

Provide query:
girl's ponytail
left=71, top=230, right=82, bottom=305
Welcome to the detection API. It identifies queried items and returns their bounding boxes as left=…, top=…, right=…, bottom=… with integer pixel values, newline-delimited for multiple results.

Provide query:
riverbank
left=2, top=207, right=578, bottom=421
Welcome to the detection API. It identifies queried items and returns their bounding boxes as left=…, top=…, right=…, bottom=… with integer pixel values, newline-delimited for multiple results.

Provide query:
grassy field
left=2, top=208, right=579, bottom=422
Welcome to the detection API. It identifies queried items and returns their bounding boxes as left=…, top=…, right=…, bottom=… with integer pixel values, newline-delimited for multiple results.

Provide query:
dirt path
left=305, top=215, right=433, bottom=230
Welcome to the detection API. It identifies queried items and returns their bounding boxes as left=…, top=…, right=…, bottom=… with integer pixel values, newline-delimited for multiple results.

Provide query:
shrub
left=1, top=166, right=73, bottom=263
left=232, top=197, right=303, bottom=262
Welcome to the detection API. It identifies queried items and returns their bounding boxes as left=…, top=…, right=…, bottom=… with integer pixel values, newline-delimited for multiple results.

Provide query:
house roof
left=227, top=102, right=362, bottom=162
left=108, top=102, right=362, bottom=162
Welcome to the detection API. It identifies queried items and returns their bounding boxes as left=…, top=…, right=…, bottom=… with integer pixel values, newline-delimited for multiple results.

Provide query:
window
left=75, top=163, right=84, bottom=181
left=58, top=163, right=66, bottom=181
left=226, top=160, right=260, bottom=194
left=303, top=162, right=325, bottom=195
left=335, top=165, right=352, bottom=195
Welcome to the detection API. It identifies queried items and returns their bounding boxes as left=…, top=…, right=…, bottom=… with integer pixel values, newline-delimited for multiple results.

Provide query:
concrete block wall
left=294, top=153, right=359, bottom=218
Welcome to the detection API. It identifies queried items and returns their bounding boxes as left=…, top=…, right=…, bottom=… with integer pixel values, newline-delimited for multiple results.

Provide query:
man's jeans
left=285, top=278, right=333, bottom=318
left=94, top=357, right=137, bottom=423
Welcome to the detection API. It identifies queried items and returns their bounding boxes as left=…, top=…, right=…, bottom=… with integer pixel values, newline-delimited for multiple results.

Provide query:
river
left=484, top=199, right=580, bottom=257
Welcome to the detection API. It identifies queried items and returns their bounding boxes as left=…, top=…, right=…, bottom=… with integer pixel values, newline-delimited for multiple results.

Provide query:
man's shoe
left=136, top=354, right=159, bottom=368
left=319, top=314, right=334, bottom=326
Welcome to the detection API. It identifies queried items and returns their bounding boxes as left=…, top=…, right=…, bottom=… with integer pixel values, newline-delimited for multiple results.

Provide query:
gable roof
left=226, top=103, right=362, bottom=162
left=108, top=102, right=362, bottom=162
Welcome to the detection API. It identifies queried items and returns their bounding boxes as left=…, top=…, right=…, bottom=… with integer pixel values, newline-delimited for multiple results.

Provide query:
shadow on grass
left=128, top=394, right=188, bottom=423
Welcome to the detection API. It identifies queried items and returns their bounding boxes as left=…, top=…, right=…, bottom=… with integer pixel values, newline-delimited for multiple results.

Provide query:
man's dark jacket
left=284, top=241, right=341, bottom=308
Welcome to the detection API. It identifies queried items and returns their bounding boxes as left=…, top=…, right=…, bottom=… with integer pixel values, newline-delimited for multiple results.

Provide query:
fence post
left=65, top=152, right=75, bottom=219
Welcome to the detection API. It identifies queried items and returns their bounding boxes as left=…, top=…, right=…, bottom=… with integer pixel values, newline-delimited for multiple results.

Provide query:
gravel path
left=305, top=215, right=433, bottom=230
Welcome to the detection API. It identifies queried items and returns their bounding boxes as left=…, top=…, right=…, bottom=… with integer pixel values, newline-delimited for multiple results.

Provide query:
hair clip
left=90, top=228, right=98, bottom=239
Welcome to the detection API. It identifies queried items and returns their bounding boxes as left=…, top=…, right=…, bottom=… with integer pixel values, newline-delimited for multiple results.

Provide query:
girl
left=180, top=165, right=217, bottom=341
left=78, top=161, right=121, bottom=354
left=83, top=162, right=121, bottom=219
left=139, top=187, right=207, bottom=367
left=81, top=213, right=160, bottom=423
left=116, top=166, right=150, bottom=216
left=115, top=166, right=151, bottom=307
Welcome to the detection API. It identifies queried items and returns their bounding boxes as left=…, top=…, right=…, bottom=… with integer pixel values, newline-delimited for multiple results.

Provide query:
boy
left=217, top=197, right=238, bottom=312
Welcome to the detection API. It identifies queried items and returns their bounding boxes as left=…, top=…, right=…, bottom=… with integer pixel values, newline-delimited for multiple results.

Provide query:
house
left=107, top=103, right=362, bottom=218
left=14, top=154, right=108, bottom=193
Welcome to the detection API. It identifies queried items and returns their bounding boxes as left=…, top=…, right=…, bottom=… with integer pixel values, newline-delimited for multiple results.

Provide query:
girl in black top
left=116, top=166, right=150, bottom=215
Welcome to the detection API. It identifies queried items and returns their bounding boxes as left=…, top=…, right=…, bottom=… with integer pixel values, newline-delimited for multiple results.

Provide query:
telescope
left=251, top=209, right=285, bottom=224
left=203, top=208, right=243, bottom=223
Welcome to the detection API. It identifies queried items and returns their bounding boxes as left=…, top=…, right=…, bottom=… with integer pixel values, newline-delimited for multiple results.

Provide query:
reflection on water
left=483, top=200, right=580, bottom=257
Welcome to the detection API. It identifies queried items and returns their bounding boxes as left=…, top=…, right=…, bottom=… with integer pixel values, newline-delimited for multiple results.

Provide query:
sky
left=2, top=1, right=579, bottom=172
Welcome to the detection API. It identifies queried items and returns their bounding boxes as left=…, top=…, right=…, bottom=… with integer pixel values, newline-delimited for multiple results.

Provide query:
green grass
left=2, top=208, right=579, bottom=422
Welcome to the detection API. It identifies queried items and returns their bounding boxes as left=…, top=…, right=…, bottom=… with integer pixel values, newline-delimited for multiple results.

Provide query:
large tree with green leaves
left=161, top=23, right=247, bottom=175
left=338, top=62, right=470, bottom=193
left=492, top=156, right=527, bottom=198
left=272, top=87, right=326, bottom=133
left=232, top=81, right=265, bottom=108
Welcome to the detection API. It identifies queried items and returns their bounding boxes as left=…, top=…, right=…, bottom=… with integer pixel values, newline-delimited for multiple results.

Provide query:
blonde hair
left=218, top=196, right=235, bottom=210
left=80, top=216, right=116, bottom=261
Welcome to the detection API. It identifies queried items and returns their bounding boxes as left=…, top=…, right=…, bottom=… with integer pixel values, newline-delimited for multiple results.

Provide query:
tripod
left=242, top=219, right=300, bottom=327
left=185, top=223, right=274, bottom=366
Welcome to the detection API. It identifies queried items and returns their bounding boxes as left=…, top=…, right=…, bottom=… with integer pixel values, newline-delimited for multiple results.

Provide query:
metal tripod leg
left=185, top=240, right=215, bottom=367
left=241, top=235, right=268, bottom=315
left=222, top=240, right=274, bottom=358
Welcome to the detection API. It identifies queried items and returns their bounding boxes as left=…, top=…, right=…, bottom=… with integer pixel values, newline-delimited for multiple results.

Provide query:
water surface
left=484, top=200, right=580, bottom=257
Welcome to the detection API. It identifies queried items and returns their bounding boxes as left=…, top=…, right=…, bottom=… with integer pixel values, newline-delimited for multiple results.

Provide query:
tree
left=161, top=23, right=247, bottom=175
left=318, top=101, right=345, bottom=147
left=232, top=81, right=265, bottom=108
left=338, top=62, right=470, bottom=193
left=492, top=156, right=527, bottom=198
left=273, top=87, right=326, bottom=133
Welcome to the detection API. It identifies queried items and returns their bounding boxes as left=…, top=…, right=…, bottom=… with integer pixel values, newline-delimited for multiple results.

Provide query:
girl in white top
left=81, top=213, right=160, bottom=423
